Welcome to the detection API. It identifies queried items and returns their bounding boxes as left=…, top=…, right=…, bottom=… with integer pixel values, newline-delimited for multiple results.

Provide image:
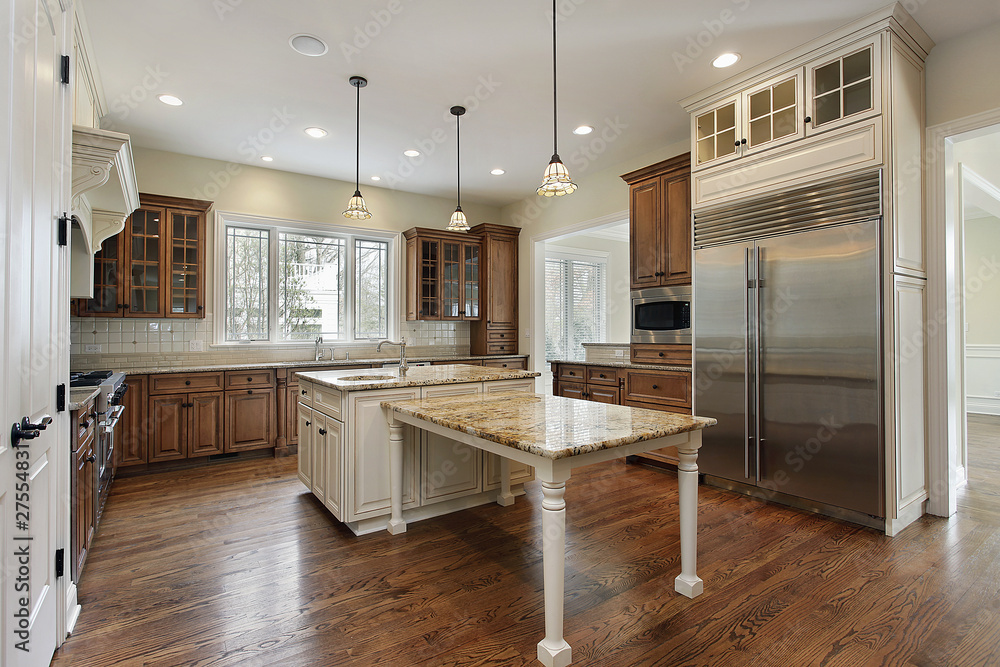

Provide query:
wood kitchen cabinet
left=117, top=374, right=148, bottom=467
left=148, top=372, right=225, bottom=461
left=470, top=223, right=520, bottom=355
left=404, top=228, right=482, bottom=321
left=622, top=154, right=692, bottom=290
left=71, top=396, right=97, bottom=581
left=78, top=193, right=212, bottom=318
left=225, top=388, right=275, bottom=452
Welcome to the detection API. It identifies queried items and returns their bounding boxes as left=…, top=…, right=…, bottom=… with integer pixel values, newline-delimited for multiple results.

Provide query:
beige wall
left=132, top=147, right=503, bottom=315
left=926, top=21, right=1000, bottom=128
left=964, top=215, right=1000, bottom=346
left=545, top=235, right=631, bottom=344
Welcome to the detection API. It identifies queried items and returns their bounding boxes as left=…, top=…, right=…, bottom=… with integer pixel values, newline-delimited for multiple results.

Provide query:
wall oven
left=631, top=286, right=692, bottom=345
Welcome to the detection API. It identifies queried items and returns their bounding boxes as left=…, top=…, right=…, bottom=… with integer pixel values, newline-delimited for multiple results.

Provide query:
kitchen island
left=381, top=392, right=715, bottom=666
left=295, top=364, right=540, bottom=535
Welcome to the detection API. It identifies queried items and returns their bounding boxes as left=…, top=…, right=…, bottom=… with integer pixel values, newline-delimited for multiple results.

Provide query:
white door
left=2, top=0, right=71, bottom=663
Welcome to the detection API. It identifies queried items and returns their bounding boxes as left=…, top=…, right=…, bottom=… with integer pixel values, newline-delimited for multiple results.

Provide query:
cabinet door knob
left=86, top=455, right=96, bottom=463
left=318, top=428, right=327, bottom=436
left=658, top=352, right=664, bottom=357
left=568, top=371, right=574, bottom=376
left=804, top=116, right=812, bottom=123
left=197, top=306, right=204, bottom=311
left=499, top=333, right=505, bottom=338
left=740, top=138, right=747, bottom=145
left=305, top=420, right=311, bottom=427
left=185, top=380, right=191, bottom=385
left=247, top=390, right=253, bottom=395
left=652, top=384, right=659, bottom=390
left=247, top=377, right=253, bottom=382
left=600, top=373, right=606, bottom=378
left=301, top=389, right=308, bottom=395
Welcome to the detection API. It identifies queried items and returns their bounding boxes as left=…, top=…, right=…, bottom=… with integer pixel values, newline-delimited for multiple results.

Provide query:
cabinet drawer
left=586, top=367, right=620, bottom=386
left=297, top=380, right=314, bottom=405
left=626, top=370, right=692, bottom=408
left=313, top=385, right=343, bottom=421
left=588, top=385, right=620, bottom=404
left=630, top=343, right=692, bottom=365
left=487, top=341, right=517, bottom=354
left=150, top=372, right=224, bottom=394
left=557, top=365, right=586, bottom=382
left=483, top=358, right=526, bottom=370
left=488, top=329, right=516, bottom=341
left=75, top=405, right=96, bottom=448
left=224, top=369, right=274, bottom=390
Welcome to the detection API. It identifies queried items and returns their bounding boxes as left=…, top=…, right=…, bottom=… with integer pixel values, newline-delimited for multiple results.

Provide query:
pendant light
left=343, top=75, right=372, bottom=220
left=537, top=0, right=577, bottom=197
left=447, top=105, right=470, bottom=231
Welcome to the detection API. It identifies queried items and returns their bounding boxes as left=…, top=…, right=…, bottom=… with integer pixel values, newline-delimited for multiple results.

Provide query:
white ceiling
left=82, top=0, right=1000, bottom=208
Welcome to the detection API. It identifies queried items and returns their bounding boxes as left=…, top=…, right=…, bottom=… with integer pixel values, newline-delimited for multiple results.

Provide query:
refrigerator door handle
left=754, top=246, right=764, bottom=483
left=744, top=247, right=752, bottom=481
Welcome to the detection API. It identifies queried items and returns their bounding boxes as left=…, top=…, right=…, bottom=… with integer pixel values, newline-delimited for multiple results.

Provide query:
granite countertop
left=547, top=359, right=691, bottom=372
left=382, top=392, right=715, bottom=460
left=68, top=387, right=100, bottom=411
left=580, top=342, right=630, bottom=347
left=99, top=354, right=528, bottom=376
left=297, top=364, right=539, bottom=392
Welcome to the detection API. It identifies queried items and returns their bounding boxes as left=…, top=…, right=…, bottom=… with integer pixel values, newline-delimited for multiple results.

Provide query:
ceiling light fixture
left=490, top=168, right=505, bottom=176
left=343, top=76, right=372, bottom=221
left=371, top=175, right=381, bottom=181
left=446, top=106, right=470, bottom=232
left=712, top=52, right=741, bottom=68
left=289, top=33, right=329, bottom=57
left=157, top=94, right=183, bottom=106
left=403, top=149, right=421, bottom=157
left=261, top=156, right=274, bottom=162
left=573, top=125, right=594, bottom=135
left=537, top=0, right=577, bottom=197
left=304, top=127, right=327, bottom=138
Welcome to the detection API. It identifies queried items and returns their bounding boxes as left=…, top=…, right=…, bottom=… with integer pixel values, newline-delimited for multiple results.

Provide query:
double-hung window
left=544, top=249, right=608, bottom=362
left=218, top=212, right=396, bottom=344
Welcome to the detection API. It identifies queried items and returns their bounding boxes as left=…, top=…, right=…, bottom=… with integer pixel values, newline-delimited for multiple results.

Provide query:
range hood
left=70, top=125, right=140, bottom=299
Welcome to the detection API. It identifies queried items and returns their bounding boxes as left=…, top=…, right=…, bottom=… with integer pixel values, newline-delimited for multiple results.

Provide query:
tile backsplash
left=70, top=317, right=472, bottom=372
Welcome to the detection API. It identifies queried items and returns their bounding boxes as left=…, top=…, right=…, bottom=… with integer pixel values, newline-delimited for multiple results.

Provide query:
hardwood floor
left=52, top=427, right=1000, bottom=667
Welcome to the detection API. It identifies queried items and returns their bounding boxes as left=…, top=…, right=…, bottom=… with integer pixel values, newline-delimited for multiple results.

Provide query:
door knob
left=11, top=420, right=41, bottom=447
left=87, top=454, right=97, bottom=463
left=23, top=415, right=52, bottom=431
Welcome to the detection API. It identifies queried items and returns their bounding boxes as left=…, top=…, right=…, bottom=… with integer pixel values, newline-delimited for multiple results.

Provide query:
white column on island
left=537, top=478, right=572, bottom=667
left=497, top=457, right=515, bottom=507
left=674, top=439, right=704, bottom=598
left=387, top=418, right=406, bottom=535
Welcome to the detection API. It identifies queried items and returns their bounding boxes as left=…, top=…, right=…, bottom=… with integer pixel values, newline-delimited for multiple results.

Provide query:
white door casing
left=2, top=0, right=73, bottom=663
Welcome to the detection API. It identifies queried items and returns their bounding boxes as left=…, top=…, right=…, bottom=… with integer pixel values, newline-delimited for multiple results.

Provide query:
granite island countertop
left=68, top=387, right=100, bottom=411
left=296, top=363, right=540, bottom=392
left=84, top=354, right=529, bottom=376
left=547, top=359, right=691, bottom=373
left=381, top=392, right=715, bottom=460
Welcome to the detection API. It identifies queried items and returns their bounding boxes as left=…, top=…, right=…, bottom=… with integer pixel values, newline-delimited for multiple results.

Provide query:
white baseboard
left=966, top=397, right=1000, bottom=416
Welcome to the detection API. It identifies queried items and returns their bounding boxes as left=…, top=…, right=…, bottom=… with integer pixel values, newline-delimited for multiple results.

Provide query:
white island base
left=382, top=392, right=714, bottom=667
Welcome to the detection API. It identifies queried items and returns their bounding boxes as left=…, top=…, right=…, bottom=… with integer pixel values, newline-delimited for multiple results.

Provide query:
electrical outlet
left=524, top=330, right=531, bottom=338
left=84, top=344, right=102, bottom=353
left=189, top=340, right=204, bottom=352
left=615, top=349, right=625, bottom=357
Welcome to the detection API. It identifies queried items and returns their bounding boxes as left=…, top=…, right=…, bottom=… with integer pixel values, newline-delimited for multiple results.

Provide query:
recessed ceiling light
left=573, top=125, right=594, bottom=135
left=261, top=156, right=273, bottom=162
left=157, top=94, right=183, bottom=106
left=304, top=127, right=328, bottom=138
left=289, top=33, right=328, bottom=57
left=490, top=168, right=505, bottom=176
left=403, top=149, right=420, bottom=157
left=370, top=175, right=381, bottom=181
left=712, top=53, right=741, bottom=68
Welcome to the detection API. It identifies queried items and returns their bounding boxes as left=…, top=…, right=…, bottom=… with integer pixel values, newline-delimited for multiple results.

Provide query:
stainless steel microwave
left=631, top=286, right=692, bottom=345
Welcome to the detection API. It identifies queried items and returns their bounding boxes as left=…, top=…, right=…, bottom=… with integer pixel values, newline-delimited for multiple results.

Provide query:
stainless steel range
left=70, top=371, right=127, bottom=519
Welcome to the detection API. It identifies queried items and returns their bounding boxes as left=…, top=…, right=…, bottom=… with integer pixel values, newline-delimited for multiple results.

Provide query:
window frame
left=544, top=247, right=609, bottom=362
left=214, top=211, right=399, bottom=347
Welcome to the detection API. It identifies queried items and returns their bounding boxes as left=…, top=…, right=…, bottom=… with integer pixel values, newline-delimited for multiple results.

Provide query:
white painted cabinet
left=804, top=36, right=881, bottom=136
left=297, top=404, right=313, bottom=489
left=298, top=402, right=345, bottom=519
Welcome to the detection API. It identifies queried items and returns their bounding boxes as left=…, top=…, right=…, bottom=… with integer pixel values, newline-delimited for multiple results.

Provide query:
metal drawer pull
left=247, top=390, right=253, bottom=395
left=185, top=380, right=191, bottom=385
left=302, top=389, right=308, bottom=395
left=247, top=377, right=253, bottom=382
left=652, top=384, right=659, bottom=390
left=318, top=428, right=327, bottom=436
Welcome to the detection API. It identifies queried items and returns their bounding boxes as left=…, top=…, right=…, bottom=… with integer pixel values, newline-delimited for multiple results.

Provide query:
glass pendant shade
left=343, top=189, right=372, bottom=220
left=447, top=205, right=469, bottom=232
left=537, top=154, right=577, bottom=197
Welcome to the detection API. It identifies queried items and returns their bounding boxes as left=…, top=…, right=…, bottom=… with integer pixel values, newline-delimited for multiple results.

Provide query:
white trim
left=543, top=246, right=611, bottom=263
left=926, top=106, right=1000, bottom=518
left=213, top=210, right=399, bottom=346
left=965, top=343, right=1000, bottom=358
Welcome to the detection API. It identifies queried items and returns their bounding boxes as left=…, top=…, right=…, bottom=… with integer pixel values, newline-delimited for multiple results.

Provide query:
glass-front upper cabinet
left=441, top=240, right=480, bottom=320
left=742, top=72, right=803, bottom=154
left=128, top=206, right=165, bottom=317
left=463, top=243, right=480, bottom=320
left=80, top=233, right=126, bottom=317
left=419, top=239, right=440, bottom=319
left=168, top=209, right=204, bottom=317
left=693, top=93, right=740, bottom=169
left=806, top=36, right=881, bottom=136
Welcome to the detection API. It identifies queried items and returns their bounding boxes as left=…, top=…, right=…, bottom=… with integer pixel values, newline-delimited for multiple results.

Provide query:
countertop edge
left=547, top=359, right=691, bottom=372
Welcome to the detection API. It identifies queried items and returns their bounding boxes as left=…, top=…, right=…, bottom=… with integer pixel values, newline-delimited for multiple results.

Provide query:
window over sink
left=217, top=212, right=397, bottom=345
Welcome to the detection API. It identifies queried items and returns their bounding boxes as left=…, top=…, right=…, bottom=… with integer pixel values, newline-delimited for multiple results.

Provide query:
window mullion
left=346, top=234, right=356, bottom=342
left=268, top=227, right=279, bottom=342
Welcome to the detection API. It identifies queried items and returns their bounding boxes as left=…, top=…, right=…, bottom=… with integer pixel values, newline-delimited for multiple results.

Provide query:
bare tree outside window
left=226, top=227, right=268, bottom=341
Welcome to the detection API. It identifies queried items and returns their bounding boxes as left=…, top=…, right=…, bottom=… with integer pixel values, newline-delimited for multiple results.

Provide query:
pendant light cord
left=456, top=112, right=461, bottom=207
left=355, top=81, right=361, bottom=192
left=552, top=0, right=558, bottom=157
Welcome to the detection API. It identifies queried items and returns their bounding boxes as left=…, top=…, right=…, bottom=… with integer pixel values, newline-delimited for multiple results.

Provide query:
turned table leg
left=674, top=443, right=703, bottom=598
left=537, top=480, right=572, bottom=667
left=497, top=457, right=515, bottom=507
left=387, top=418, right=406, bottom=535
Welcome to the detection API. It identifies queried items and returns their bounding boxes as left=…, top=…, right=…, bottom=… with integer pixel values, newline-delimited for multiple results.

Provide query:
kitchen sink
left=337, top=374, right=396, bottom=382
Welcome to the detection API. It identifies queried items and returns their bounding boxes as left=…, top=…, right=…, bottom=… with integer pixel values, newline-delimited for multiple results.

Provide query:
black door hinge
left=55, top=548, right=65, bottom=578
left=56, top=384, right=66, bottom=413
left=58, top=214, right=69, bottom=246
left=60, top=55, right=70, bottom=84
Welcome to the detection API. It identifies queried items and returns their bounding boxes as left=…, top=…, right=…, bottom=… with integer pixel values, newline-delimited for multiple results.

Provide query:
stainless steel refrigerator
left=693, top=174, right=883, bottom=521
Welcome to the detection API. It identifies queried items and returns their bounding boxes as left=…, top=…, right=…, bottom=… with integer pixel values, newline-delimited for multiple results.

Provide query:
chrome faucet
left=377, top=337, right=408, bottom=374
left=315, top=336, right=324, bottom=361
